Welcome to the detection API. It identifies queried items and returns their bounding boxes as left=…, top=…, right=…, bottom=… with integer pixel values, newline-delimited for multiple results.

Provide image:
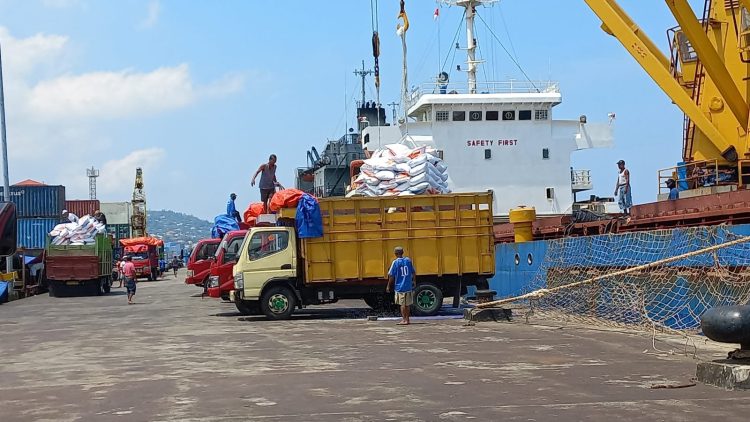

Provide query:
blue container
left=17, top=218, right=59, bottom=249
left=0, top=185, right=66, bottom=218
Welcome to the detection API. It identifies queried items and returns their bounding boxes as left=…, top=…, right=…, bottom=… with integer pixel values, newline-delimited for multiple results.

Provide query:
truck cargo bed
left=46, top=255, right=100, bottom=280
left=301, top=192, right=495, bottom=283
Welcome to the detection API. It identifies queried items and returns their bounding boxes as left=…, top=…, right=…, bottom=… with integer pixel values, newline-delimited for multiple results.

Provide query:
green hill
left=147, top=210, right=213, bottom=254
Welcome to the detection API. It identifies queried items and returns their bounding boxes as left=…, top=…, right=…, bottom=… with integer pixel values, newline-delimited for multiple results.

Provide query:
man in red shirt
left=122, top=255, right=137, bottom=304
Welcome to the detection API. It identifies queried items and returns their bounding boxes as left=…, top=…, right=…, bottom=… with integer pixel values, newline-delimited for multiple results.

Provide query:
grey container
left=0, top=185, right=66, bottom=218
left=17, top=217, right=59, bottom=249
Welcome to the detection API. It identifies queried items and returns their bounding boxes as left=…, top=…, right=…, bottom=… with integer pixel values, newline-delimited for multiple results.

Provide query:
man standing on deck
left=227, top=193, right=241, bottom=224
left=251, top=154, right=279, bottom=213
left=122, top=255, right=137, bottom=304
left=666, top=178, right=679, bottom=200
left=614, top=160, right=632, bottom=215
left=386, top=246, right=416, bottom=326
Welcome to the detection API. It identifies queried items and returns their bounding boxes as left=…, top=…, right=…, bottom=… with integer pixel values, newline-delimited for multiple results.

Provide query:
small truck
left=231, top=192, right=495, bottom=319
left=206, top=230, right=247, bottom=300
left=185, top=238, right=221, bottom=286
left=120, top=237, right=163, bottom=281
left=46, top=233, right=113, bottom=297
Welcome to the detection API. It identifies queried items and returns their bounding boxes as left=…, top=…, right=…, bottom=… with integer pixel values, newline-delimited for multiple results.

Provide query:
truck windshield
left=195, top=242, right=219, bottom=261
left=131, top=252, right=149, bottom=260
left=248, top=231, right=289, bottom=261
left=224, top=236, right=246, bottom=262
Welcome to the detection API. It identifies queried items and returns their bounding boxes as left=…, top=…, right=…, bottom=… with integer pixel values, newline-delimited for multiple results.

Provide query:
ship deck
left=0, top=276, right=746, bottom=421
left=495, top=189, right=750, bottom=243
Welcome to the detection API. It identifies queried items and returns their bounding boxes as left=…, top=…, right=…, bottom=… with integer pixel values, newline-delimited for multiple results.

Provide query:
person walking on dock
left=251, top=154, right=279, bottom=213
left=122, top=256, right=137, bottom=304
left=386, top=246, right=416, bottom=326
left=614, top=160, right=632, bottom=215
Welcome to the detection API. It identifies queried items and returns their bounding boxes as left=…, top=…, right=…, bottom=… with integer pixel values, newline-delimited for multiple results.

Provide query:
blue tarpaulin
left=296, top=194, right=323, bottom=238
left=211, top=214, right=240, bottom=239
left=0, top=281, right=10, bottom=304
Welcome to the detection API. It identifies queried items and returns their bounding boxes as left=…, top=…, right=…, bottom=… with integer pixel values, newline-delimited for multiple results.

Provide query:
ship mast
left=443, top=0, right=495, bottom=93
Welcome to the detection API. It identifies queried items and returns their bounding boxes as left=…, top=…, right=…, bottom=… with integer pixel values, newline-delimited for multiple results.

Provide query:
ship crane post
left=130, top=167, right=147, bottom=238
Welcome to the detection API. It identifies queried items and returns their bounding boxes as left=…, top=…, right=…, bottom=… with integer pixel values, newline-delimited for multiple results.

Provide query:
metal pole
left=0, top=42, right=12, bottom=274
left=0, top=42, right=10, bottom=202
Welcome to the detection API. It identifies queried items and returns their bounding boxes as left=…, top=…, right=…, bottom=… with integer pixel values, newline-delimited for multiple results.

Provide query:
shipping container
left=0, top=185, right=65, bottom=218
left=64, top=199, right=100, bottom=218
left=107, top=223, right=131, bottom=243
left=17, top=218, right=59, bottom=249
left=100, top=202, right=131, bottom=225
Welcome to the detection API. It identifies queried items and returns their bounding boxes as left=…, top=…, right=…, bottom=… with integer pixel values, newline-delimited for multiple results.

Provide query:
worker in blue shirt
left=227, top=193, right=241, bottom=224
left=386, top=246, right=416, bottom=325
left=666, top=179, right=679, bottom=200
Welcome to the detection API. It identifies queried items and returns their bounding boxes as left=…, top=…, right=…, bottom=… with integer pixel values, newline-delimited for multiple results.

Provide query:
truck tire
left=260, top=285, right=296, bottom=320
left=48, top=282, right=57, bottom=297
left=412, top=283, right=443, bottom=317
left=235, top=300, right=258, bottom=315
left=102, top=277, right=111, bottom=294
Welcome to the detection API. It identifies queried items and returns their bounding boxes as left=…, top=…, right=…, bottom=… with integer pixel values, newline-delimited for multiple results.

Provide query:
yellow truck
left=231, top=192, right=495, bottom=320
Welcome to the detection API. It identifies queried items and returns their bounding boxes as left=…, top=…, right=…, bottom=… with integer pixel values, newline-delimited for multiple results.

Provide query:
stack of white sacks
left=348, top=144, right=450, bottom=197
left=49, top=215, right=106, bottom=246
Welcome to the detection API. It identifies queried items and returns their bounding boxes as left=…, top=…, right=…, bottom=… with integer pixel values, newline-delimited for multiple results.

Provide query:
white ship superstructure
left=362, top=0, right=614, bottom=217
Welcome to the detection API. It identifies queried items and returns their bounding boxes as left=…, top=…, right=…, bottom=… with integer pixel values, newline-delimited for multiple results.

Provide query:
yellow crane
left=584, top=0, right=750, bottom=193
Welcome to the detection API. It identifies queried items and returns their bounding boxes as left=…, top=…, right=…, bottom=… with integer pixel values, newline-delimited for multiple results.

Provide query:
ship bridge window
left=535, top=109, right=548, bottom=120
left=436, top=110, right=450, bottom=121
left=486, top=111, right=499, bottom=121
left=470, top=111, right=482, bottom=121
left=502, top=111, right=516, bottom=121
left=453, top=111, right=466, bottom=121
left=519, top=110, right=532, bottom=121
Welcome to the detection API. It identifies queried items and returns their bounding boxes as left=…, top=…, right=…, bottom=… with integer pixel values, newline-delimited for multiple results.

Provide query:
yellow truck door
left=239, top=227, right=297, bottom=300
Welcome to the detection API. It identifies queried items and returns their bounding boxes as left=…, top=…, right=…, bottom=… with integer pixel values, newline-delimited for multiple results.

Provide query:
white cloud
left=139, top=0, right=161, bottom=29
left=0, top=26, right=68, bottom=75
left=27, top=64, right=198, bottom=119
left=97, top=148, right=166, bottom=197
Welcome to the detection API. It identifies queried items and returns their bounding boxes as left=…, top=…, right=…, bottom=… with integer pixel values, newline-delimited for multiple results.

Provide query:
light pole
left=0, top=41, right=11, bottom=202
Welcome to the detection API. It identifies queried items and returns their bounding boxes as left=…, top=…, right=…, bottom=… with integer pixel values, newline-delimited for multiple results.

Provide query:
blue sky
left=0, top=0, right=698, bottom=219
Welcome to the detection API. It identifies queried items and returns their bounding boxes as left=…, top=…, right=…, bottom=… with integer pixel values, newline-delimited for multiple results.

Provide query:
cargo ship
left=298, top=0, right=750, bottom=332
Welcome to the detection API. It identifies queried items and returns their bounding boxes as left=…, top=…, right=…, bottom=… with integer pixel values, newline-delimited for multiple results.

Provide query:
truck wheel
left=235, top=300, right=258, bottom=315
left=412, top=283, right=443, bottom=317
left=260, top=285, right=296, bottom=320
left=48, top=283, right=57, bottom=297
left=103, top=278, right=111, bottom=294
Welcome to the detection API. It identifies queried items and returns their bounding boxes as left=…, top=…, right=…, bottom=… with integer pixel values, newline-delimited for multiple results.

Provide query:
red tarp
left=243, top=202, right=265, bottom=223
left=119, top=237, right=164, bottom=247
left=269, top=189, right=312, bottom=212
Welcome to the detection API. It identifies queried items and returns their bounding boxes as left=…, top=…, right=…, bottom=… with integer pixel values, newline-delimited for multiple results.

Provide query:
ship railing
left=657, top=159, right=735, bottom=194
left=571, top=169, right=592, bottom=191
left=406, top=81, right=560, bottom=109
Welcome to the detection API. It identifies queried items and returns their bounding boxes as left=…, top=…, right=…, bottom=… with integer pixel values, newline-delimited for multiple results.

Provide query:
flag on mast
left=433, top=7, right=439, bottom=21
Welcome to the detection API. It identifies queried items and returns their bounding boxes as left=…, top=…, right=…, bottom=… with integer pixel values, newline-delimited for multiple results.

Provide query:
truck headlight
left=208, top=276, right=219, bottom=288
left=234, top=273, right=244, bottom=290
left=187, top=270, right=194, bottom=277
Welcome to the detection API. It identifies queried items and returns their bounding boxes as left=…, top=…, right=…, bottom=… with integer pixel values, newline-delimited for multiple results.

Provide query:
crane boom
left=583, top=0, right=739, bottom=162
